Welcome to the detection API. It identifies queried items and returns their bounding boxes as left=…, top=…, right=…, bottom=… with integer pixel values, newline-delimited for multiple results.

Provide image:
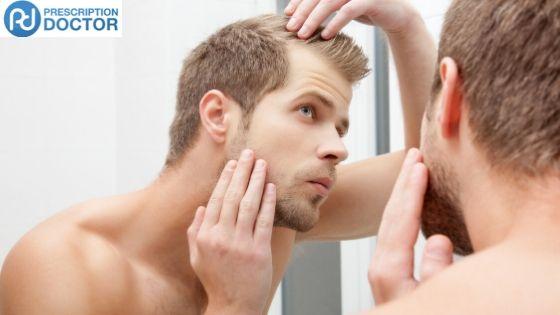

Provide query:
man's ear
left=438, top=57, right=463, bottom=139
left=199, top=90, right=234, bottom=144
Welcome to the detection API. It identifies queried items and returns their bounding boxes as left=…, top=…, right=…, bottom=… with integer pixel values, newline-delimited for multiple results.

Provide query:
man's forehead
left=285, top=44, right=353, bottom=105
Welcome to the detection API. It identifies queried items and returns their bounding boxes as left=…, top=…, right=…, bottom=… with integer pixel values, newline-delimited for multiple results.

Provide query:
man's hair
left=431, top=0, right=560, bottom=178
left=165, top=14, right=369, bottom=166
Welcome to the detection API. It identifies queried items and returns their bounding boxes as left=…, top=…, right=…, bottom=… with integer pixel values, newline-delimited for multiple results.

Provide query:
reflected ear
left=438, top=57, right=463, bottom=139
left=199, top=90, right=232, bottom=144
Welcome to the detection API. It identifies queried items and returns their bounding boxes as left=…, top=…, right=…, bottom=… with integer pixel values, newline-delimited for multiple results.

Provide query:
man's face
left=228, top=44, right=352, bottom=232
left=420, top=106, right=474, bottom=255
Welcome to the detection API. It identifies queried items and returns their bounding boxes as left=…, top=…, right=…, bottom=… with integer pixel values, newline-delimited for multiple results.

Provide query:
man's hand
left=187, top=149, right=276, bottom=315
left=368, top=148, right=453, bottom=305
left=284, top=0, right=420, bottom=39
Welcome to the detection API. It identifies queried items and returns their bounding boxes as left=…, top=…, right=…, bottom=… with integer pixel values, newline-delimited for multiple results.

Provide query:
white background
left=0, top=0, right=451, bottom=314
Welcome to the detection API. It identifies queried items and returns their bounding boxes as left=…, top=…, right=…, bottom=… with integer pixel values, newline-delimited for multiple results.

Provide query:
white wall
left=0, top=38, right=118, bottom=262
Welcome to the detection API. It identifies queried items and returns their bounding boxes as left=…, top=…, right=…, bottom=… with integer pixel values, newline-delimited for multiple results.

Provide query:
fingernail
left=412, top=162, right=425, bottom=178
left=255, top=159, right=266, bottom=169
left=321, top=29, right=332, bottom=39
left=267, top=183, right=276, bottom=194
left=426, top=241, right=448, bottom=257
left=408, top=148, right=418, bottom=160
left=227, top=160, right=237, bottom=169
left=287, top=17, right=297, bottom=30
left=242, top=149, right=253, bottom=159
left=298, top=25, right=309, bottom=37
left=285, top=4, right=293, bottom=14
left=427, top=247, right=447, bottom=257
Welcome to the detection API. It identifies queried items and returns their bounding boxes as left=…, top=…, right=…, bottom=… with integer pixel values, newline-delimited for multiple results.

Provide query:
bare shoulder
left=372, top=246, right=560, bottom=315
left=0, top=217, right=133, bottom=315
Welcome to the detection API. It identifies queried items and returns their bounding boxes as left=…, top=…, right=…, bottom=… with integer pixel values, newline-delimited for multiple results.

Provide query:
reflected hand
left=284, top=0, right=420, bottom=39
left=187, top=150, right=276, bottom=315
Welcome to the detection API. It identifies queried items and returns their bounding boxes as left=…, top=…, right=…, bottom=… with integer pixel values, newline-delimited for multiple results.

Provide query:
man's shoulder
left=374, top=246, right=560, bottom=315
left=0, top=218, right=132, bottom=314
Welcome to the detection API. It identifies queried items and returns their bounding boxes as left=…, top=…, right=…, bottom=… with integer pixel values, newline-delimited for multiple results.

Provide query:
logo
left=4, top=0, right=41, bottom=37
left=1, top=0, right=122, bottom=38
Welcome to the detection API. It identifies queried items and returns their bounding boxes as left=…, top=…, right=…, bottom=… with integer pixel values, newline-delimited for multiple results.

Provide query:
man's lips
left=307, top=177, right=334, bottom=197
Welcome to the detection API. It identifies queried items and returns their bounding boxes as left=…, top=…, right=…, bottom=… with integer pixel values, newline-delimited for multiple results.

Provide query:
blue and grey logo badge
left=4, top=1, right=41, bottom=37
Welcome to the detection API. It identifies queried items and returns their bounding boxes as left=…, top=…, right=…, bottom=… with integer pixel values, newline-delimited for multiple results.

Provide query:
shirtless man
left=193, top=0, right=560, bottom=314
left=0, top=1, right=436, bottom=314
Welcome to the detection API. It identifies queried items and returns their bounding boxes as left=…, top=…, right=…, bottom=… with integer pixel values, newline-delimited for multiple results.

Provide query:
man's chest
left=130, top=269, right=206, bottom=315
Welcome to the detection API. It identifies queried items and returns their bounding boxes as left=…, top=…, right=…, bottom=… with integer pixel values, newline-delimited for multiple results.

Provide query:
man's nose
left=317, top=132, right=349, bottom=165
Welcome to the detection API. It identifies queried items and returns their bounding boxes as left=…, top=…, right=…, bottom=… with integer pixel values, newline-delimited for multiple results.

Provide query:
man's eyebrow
left=297, top=91, right=350, bottom=135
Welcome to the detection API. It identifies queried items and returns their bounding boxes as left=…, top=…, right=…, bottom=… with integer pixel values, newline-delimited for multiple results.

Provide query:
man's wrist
left=385, top=9, right=425, bottom=42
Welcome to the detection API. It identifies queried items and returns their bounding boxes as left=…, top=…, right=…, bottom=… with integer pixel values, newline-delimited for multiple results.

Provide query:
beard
left=271, top=166, right=335, bottom=232
left=226, top=124, right=334, bottom=232
left=421, top=157, right=474, bottom=256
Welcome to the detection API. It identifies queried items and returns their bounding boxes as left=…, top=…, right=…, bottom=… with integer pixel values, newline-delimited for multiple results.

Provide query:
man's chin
left=273, top=198, right=320, bottom=232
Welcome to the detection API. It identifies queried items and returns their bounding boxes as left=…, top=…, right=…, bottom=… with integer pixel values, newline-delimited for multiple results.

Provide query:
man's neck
left=463, top=171, right=560, bottom=253
left=120, top=145, right=224, bottom=277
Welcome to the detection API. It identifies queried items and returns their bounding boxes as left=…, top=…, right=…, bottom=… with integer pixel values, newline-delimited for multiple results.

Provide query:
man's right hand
left=187, top=149, right=276, bottom=315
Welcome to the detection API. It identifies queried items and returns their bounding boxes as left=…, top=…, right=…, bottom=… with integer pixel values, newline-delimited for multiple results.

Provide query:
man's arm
left=385, top=11, right=436, bottom=149
left=286, top=0, right=436, bottom=242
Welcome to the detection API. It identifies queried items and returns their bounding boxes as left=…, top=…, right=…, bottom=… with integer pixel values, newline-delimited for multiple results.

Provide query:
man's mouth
left=307, top=177, right=334, bottom=197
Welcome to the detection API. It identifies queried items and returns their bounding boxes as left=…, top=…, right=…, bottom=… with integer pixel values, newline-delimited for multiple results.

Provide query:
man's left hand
left=368, top=148, right=454, bottom=305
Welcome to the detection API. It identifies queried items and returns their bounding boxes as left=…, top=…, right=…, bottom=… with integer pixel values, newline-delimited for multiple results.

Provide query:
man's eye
left=299, top=105, right=315, bottom=118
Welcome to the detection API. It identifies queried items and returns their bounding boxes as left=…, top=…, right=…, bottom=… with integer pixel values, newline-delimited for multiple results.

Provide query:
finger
left=374, top=151, right=427, bottom=279
left=286, top=0, right=320, bottom=31
left=219, top=149, right=255, bottom=227
left=254, top=183, right=276, bottom=247
left=420, top=234, right=453, bottom=282
left=378, top=148, right=423, bottom=225
left=188, top=206, right=206, bottom=240
left=386, top=150, right=424, bottom=212
left=298, top=0, right=349, bottom=39
left=201, top=160, right=237, bottom=229
left=378, top=160, right=427, bottom=251
left=376, top=149, right=422, bottom=240
left=321, top=0, right=368, bottom=39
left=187, top=206, right=206, bottom=257
left=284, top=0, right=303, bottom=15
left=236, top=159, right=268, bottom=238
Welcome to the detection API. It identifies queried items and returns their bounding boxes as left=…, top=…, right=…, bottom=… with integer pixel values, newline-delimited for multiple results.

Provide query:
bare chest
left=129, top=269, right=206, bottom=315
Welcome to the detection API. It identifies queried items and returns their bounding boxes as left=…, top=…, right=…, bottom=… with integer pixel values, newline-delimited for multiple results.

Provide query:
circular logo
left=4, top=1, right=41, bottom=37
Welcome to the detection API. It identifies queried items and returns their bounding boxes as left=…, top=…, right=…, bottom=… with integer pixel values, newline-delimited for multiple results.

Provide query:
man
left=0, top=1, right=436, bottom=314
left=193, top=0, right=560, bottom=314
left=366, top=1, right=560, bottom=313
